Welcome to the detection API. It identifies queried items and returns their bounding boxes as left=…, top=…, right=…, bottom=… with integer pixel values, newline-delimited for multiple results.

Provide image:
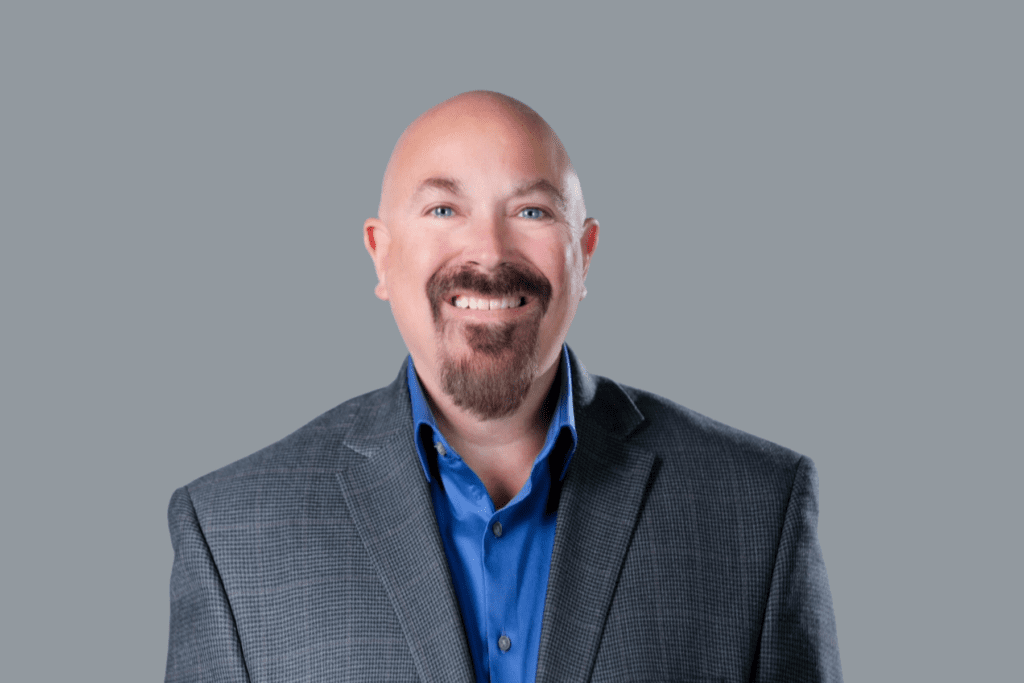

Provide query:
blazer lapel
left=536, top=349, right=656, bottom=683
left=338, top=363, right=475, bottom=683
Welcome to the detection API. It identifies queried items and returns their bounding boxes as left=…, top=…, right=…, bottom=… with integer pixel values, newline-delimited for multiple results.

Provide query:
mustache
left=427, top=262, right=552, bottom=320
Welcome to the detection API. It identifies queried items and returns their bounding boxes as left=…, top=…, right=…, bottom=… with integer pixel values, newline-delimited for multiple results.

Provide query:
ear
left=578, top=218, right=599, bottom=299
left=580, top=217, right=599, bottom=278
left=363, top=217, right=391, bottom=301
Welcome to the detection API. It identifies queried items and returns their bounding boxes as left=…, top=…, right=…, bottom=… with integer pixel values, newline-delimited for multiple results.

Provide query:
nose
left=461, top=211, right=513, bottom=269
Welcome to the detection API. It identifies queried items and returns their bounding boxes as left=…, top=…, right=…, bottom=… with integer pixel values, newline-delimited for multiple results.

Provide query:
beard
left=427, top=262, right=552, bottom=420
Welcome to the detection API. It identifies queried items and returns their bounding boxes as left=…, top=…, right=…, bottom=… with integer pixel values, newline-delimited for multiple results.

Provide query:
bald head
left=362, top=91, right=599, bottom=419
left=377, top=91, right=586, bottom=230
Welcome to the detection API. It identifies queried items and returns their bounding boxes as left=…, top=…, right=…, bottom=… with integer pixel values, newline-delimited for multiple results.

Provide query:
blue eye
left=432, top=206, right=454, bottom=217
left=519, top=207, right=545, bottom=219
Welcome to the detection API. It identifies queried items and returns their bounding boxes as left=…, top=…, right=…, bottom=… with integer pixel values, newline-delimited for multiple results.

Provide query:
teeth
left=452, top=295, right=525, bottom=310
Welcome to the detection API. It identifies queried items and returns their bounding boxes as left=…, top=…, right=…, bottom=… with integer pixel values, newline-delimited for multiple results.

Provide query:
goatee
left=427, top=263, right=552, bottom=420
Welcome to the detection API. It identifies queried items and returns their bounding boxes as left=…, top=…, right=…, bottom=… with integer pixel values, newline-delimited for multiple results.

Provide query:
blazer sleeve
left=753, top=456, right=843, bottom=682
left=165, top=486, right=251, bottom=683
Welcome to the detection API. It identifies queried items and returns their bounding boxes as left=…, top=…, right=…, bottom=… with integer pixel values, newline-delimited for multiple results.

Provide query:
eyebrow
left=512, top=179, right=567, bottom=213
left=413, top=176, right=464, bottom=198
left=410, top=176, right=567, bottom=212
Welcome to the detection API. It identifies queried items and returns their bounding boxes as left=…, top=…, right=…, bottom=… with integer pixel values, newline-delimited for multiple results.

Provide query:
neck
left=417, top=352, right=562, bottom=506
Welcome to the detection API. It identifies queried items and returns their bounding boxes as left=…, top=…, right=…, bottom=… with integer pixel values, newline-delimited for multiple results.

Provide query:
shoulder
left=172, top=384, right=396, bottom=512
left=594, top=374, right=808, bottom=494
left=583, top=376, right=817, bottom=569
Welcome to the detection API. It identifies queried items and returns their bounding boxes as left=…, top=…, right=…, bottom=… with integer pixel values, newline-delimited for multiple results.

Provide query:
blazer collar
left=567, top=344, right=645, bottom=439
left=536, top=346, right=657, bottom=683
left=338, top=362, right=476, bottom=682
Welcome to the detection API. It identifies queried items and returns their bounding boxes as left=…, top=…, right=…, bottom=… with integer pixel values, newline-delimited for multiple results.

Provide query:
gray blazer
left=166, top=348, right=842, bottom=682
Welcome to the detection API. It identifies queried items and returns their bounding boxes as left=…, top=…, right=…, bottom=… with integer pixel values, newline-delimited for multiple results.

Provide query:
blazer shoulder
left=181, top=384, right=395, bottom=494
left=613, top=379, right=807, bottom=479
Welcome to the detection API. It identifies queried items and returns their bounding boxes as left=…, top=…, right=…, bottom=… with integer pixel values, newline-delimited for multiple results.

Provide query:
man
left=166, top=91, right=842, bottom=682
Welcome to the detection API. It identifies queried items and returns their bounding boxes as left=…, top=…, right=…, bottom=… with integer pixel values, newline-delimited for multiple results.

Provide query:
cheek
left=386, top=245, right=429, bottom=293
left=553, top=241, right=584, bottom=293
left=389, top=233, right=455, bottom=285
left=533, top=235, right=574, bottom=276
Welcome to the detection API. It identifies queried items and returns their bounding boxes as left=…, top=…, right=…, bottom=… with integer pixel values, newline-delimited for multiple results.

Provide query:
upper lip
left=426, top=262, right=552, bottom=318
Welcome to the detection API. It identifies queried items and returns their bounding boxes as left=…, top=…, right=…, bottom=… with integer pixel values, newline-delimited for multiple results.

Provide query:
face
left=365, top=98, right=598, bottom=419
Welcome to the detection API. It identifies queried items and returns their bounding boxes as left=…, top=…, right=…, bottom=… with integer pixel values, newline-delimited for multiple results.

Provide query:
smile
left=451, top=295, right=527, bottom=310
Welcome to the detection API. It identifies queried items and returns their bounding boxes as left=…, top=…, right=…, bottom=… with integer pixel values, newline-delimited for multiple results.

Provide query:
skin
left=364, top=91, right=599, bottom=508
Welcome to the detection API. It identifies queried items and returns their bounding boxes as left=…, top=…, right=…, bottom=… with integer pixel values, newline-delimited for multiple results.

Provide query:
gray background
left=2, top=2, right=1020, bottom=681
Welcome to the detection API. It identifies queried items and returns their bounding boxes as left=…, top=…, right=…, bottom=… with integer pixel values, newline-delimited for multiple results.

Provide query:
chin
left=437, top=318, right=542, bottom=420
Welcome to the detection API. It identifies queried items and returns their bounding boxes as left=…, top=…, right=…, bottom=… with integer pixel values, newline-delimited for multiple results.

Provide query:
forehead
left=392, top=110, right=568, bottom=197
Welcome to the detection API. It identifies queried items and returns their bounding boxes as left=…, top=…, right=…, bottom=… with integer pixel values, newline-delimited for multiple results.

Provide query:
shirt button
left=497, top=634, right=511, bottom=652
left=492, top=521, right=503, bottom=538
left=434, top=441, right=446, bottom=457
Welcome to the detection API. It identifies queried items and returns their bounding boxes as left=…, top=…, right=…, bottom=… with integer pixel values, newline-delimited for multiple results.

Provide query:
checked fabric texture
left=166, top=347, right=842, bottom=682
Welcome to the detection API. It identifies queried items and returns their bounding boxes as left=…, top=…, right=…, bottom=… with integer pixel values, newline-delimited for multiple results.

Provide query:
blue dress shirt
left=406, top=345, right=577, bottom=683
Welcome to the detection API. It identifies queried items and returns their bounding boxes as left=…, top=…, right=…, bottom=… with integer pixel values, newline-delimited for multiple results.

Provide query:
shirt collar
left=406, top=344, right=577, bottom=483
